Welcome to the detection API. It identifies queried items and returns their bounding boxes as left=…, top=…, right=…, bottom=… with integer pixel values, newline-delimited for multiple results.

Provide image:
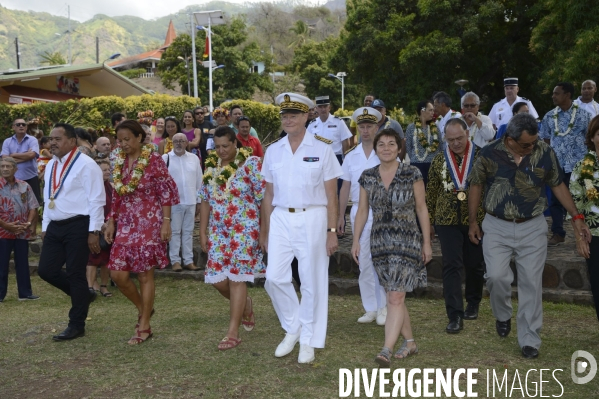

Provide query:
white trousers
left=350, top=205, right=386, bottom=312
left=169, top=204, right=196, bottom=265
left=265, top=206, right=329, bottom=348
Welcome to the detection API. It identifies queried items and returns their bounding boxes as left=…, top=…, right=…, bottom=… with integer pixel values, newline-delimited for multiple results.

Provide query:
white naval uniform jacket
left=489, top=96, right=539, bottom=128
left=306, top=113, right=352, bottom=156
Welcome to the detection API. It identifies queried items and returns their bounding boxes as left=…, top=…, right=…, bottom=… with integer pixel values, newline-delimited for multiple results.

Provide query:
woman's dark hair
left=585, top=115, right=599, bottom=150
left=115, top=119, right=146, bottom=142
left=512, top=102, right=528, bottom=115
left=40, top=136, right=50, bottom=146
left=373, top=128, right=403, bottom=153
left=214, top=125, right=237, bottom=144
left=416, top=100, right=433, bottom=124
left=164, top=117, right=181, bottom=138
left=74, top=127, right=93, bottom=144
left=181, top=110, right=194, bottom=128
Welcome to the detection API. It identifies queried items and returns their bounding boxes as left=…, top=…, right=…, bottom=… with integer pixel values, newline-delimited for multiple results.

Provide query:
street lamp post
left=328, top=72, right=347, bottom=110
left=177, top=55, right=191, bottom=95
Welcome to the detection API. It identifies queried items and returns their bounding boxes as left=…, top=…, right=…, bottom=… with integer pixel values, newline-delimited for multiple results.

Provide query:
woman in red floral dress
left=104, top=120, right=179, bottom=345
left=199, top=126, right=265, bottom=350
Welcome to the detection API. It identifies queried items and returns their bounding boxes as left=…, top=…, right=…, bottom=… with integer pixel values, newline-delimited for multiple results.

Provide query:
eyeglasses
left=14, top=123, right=26, bottom=127
left=511, top=137, right=538, bottom=149
left=194, top=112, right=203, bottom=115
left=462, top=103, right=478, bottom=108
left=173, top=140, right=187, bottom=144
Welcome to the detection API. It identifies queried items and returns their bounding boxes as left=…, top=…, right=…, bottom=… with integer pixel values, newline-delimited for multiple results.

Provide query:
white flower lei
left=553, top=103, right=579, bottom=137
left=203, top=148, right=252, bottom=201
left=413, top=122, right=440, bottom=162
left=441, top=161, right=454, bottom=192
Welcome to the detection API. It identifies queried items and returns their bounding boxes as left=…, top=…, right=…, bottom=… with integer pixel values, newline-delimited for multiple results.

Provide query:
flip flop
left=218, top=336, right=241, bottom=351
left=242, top=297, right=255, bottom=332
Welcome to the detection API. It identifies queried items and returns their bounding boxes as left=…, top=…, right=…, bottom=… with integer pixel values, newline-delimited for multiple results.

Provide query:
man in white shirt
left=573, top=80, right=599, bottom=119
left=488, top=78, right=539, bottom=130
left=434, top=91, right=462, bottom=139
left=38, top=123, right=105, bottom=341
left=261, top=93, right=342, bottom=364
left=338, top=107, right=387, bottom=325
left=459, top=92, right=496, bottom=148
left=162, top=133, right=202, bottom=272
left=306, top=95, right=352, bottom=163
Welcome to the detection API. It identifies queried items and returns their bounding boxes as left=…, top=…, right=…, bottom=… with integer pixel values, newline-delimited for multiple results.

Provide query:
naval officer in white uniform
left=261, top=93, right=343, bottom=364
left=306, top=95, right=352, bottom=164
left=337, top=107, right=387, bottom=325
left=488, top=77, right=539, bottom=129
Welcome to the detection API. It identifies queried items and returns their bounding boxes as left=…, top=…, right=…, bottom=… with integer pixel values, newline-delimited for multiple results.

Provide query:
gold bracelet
left=164, top=217, right=171, bottom=221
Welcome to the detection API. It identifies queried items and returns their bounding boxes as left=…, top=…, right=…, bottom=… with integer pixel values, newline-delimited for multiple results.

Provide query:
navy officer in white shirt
left=488, top=77, right=539, bottom=130
left=260, top=93, right=343, bottom=364
left=337, top=107, right=387, bottom=326
left=38, top=123, right=106, bottom=341
left=306, top=95, right=352, bottom=164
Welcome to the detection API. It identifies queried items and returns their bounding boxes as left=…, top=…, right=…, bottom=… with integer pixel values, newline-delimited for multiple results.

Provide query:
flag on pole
left=203, top=35, right=209, bottom=59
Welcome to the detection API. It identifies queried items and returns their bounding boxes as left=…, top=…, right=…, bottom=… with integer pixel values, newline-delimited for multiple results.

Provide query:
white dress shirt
left=262, top=133, right=343, bottom=208
left=162, top=151, right=202, bottom=206
left=574, top=97, right=599, bottom=119
left=489, top=95, right=539, bottom=128
left=460, top=113, right=495, bottom=148
left=306, top=113, right=352, bottom=155
left=42, top=151, right=105, bottom=232
left=436, top=110, right=462, bottom=139
left=340, top=144, right=380, bottom=203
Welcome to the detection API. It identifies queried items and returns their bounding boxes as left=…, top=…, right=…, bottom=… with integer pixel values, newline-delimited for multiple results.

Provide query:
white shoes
left=357, top=311, right=377, bottom=323
left=298, top=344, right=315, bottom=363
left=275, top=331, right=300, bottom=357
left=376, top=306, right=387, bottom=326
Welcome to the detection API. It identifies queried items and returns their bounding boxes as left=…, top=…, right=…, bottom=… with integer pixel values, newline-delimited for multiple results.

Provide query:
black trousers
left=38, top=215, right=91, bottom=329
left=0, top=239, right=33, bottom=299
left=436, top=225, right=485, bottom=319
left=586, top=236, right=599, bottom=321
left=24, top=175, right=42, bottom=205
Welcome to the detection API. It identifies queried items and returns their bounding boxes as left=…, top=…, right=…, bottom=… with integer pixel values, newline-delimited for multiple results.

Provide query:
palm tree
left=40, top=51, right=68, bottom=65
left=288, top=20, right=310, bottom=49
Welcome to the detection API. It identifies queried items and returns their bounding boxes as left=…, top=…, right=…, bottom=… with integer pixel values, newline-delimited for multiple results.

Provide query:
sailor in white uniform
left=261, top=93, right=343, bottom=364
left=488, top=77, right=539, bottom=129
left=337, top=107, right=387, bottom=325
left=306, top=95, right=352, bottom=164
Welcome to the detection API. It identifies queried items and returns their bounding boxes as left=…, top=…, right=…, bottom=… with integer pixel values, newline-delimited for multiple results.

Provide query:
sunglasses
left=462, top=103, right=478, bottom=108
left=238, top=116, right=250, bottom=122
left=14, top=123, right=26, bottom=127
left=165, top=116, right=177, bottom=121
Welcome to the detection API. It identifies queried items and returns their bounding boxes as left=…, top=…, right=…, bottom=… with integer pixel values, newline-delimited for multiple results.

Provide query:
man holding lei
left=539, top=82, right=592, bottom=246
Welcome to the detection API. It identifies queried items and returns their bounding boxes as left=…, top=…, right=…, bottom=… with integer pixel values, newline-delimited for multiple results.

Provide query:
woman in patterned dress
left=405, top=100, right=441, bottom=185
left=104, top=120, right=180, bottom=345
left=199, top=126, right=266, bottom=350
left=351, top=128, right=432, bottom=367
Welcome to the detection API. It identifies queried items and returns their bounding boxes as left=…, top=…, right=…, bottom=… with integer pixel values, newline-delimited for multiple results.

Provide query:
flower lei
left=113, top=144, right=153, bottom=196
left=413, top=119, right=440, bottom=162
left=440, top=161, right=454, bottom=192
left=580, top=151, right=599, bottom=202
left=203, top=147, right=253, bottom=200
left=553, top=103, right=578, bottom=137
left=436, top=111, right=458, bottom=123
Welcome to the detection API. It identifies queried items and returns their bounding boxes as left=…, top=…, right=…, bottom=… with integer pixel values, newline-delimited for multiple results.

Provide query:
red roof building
left=107, top=20, right=177, bottom=77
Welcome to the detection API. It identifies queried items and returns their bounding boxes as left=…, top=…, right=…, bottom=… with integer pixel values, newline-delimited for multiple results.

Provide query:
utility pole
left=15, top=37, right=20, bottom=69
left=96, top=37, right=99, bottom=63
left=67, top=5, right=72, bottom=64
left=190, top=13, right=198, bottom=99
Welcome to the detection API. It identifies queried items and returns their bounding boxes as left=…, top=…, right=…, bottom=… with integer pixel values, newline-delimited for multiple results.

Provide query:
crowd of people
left=0, top=77, right=598, bottom=367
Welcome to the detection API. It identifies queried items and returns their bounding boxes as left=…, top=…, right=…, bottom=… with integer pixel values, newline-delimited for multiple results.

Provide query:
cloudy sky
left=3, top=0, right=269, bottom=21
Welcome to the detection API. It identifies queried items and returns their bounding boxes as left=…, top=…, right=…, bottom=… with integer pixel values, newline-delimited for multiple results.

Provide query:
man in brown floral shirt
left=467, top=113, right=591, bottom=359
left=426, top=119, right=485, bottom=334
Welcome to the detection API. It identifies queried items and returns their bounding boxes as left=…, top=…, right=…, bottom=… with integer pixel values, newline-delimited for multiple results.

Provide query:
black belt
left=51, top=215, right=89, bottom=226
left=488, top=213, right=533, bottom=224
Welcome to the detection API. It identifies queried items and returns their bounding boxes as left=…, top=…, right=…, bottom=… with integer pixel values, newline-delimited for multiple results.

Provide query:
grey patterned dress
left=358, top=163, right=427, bottom=292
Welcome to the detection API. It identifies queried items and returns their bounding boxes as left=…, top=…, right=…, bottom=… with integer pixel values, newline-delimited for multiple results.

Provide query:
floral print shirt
left=0, top=178, right=39, bottom=239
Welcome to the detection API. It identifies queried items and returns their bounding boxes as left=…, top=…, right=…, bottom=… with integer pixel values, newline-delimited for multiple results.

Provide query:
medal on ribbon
left=47, top=148, right=81, bottom=209
left=443, top=141, right=474, bottom=201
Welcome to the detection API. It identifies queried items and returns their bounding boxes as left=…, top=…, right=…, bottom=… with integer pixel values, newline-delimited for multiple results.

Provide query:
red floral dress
left=200, top=156, right=266, bottom=283
left=108, top=152, right=180, bottom=272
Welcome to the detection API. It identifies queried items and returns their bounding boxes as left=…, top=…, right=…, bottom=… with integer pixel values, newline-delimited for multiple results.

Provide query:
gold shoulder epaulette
left=344, top=144, right=357, bottom=155
left=315, top=135, right=333, bottom=144
left=264, top=136, right=283, bottom=149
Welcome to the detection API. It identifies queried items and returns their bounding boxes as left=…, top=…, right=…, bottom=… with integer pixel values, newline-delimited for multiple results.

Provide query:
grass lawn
left=0, top=275, right=598, bottom=398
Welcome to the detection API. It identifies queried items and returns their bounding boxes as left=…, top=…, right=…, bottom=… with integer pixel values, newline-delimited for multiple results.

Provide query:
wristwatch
left=90, top=230, right=100, bottom=235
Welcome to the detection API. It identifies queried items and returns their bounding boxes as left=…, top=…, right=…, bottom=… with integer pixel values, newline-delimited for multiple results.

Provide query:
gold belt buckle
left=289, top=208, right=296, bottom=213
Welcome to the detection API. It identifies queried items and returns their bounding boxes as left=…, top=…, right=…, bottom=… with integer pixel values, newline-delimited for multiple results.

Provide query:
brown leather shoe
left=547, top=234, right=565, bottom=247
left=184, top=263, right=198, bottom=271
left=172, top=262, right=182, bottom=272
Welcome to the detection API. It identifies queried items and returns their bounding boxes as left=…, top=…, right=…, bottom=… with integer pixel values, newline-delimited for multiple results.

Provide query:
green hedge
left=220, top=100, right=281, bottom=143
left=0, top=94, right=201, bottom=140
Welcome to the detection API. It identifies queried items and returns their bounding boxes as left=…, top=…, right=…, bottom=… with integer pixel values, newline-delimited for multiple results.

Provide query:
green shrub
left=220, top=99, right=281, bottom=143
left=119, top=68, right=147, bottom=79
left=0, top=94, right=201, bottom=140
